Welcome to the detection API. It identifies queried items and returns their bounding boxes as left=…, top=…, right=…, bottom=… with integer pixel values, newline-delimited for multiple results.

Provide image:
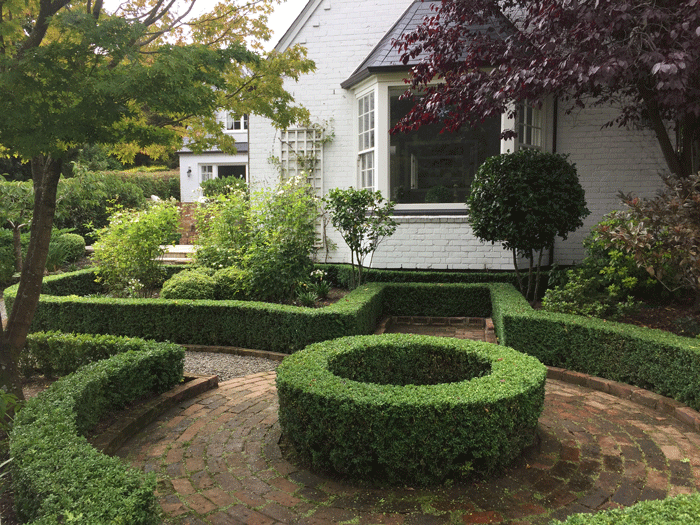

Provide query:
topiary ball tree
left=467, top=149, right=590, bottom=303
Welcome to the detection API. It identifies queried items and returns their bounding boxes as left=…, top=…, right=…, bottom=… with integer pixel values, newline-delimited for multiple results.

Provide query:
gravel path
left=184, top=351, right=279, bottom=381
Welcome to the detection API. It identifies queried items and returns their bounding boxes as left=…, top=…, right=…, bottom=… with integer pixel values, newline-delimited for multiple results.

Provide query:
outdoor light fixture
left=187, top=167, right=192, bottom=177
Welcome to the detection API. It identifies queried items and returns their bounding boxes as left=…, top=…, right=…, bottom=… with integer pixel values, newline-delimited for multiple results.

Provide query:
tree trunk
left=12, top=225, right=23, bottom=273
left=1, top=155, right=62, bottom=402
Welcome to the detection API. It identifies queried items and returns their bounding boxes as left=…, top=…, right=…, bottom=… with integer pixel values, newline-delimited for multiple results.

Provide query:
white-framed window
left=201, top=165, right=213, bottom=183
left=353, top=77, right=551, bottom=211
left=389, top=86, right=501, bottom=204
left=516, top=104, right=544, bottom=150
left=357, top=91, right=375, bottom=190
left=225, top=114, right=248, bottom=131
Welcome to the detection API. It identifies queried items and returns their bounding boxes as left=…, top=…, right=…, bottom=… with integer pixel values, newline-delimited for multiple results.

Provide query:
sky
left=265, top=0, right=309, bottom=50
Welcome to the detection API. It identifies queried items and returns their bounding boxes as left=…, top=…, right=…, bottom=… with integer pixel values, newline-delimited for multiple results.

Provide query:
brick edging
left=547, top=366, right=700, bottom=433
left=91, top=374, right=219, bottom=455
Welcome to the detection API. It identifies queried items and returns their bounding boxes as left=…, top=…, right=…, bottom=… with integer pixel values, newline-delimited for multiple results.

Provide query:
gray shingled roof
left=341, top=0, right=515, bottom=89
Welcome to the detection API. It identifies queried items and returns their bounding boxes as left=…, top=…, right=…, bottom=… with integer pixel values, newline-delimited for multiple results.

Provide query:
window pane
left=389, top=87, right=500, bottom=204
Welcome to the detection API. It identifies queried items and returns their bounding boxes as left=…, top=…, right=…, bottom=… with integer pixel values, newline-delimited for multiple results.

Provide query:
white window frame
left=516, top=103, right=544, bottom=150
left=224, top=114, right=248, bottom=132
left=353, top=75, right=553, bottom=212
left=356, top=89, right=376, bottom=190
left=200, top=165, right=213, bottom=183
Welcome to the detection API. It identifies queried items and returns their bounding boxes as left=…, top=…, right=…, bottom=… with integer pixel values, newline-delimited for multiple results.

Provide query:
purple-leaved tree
left=392, top=0, right=700, bottom=177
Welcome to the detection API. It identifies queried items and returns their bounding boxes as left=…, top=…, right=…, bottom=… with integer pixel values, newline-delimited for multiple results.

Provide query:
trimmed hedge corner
left=489, top=283, right=700, bottom=411
left=10, top=337, right=184, bottom=524
left=276, top=334, right=546, bottom=485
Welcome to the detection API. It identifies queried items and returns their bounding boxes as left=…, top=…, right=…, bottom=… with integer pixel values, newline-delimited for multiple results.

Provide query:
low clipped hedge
left=10, top=337, right=184, bottom=524
left=551, top=493, right=700, bottom=524
left=20, top=331, right=167, bottom=378
left=3, top=269, right=505, bottom=353
left=489, top=283, right=700, bottom=411
left=276, top=334, right=546, bottom=486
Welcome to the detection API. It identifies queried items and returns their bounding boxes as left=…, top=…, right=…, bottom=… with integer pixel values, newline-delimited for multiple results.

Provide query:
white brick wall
left=553, top=104, right=666, bottom=264
left=250, top=0, right=669, bottom=270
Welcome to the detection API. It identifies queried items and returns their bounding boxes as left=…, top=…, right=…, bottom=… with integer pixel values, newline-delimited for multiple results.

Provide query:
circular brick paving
left=117, top=371, right=700, bottom=525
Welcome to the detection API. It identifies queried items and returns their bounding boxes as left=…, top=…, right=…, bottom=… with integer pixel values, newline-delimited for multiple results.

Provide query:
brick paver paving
left=118, top=370, right=700, bottom=524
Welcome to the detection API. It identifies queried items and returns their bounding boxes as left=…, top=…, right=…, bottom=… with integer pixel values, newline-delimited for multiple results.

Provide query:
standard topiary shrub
left=550, top=492, right=700, bottom=524
left=467, top=149, right=589, bottom=303
left=276, top=334, right=546, bottom=485
left=10, top=340, right=183, bottom=524
left=161, top=269, right=217, bottom=300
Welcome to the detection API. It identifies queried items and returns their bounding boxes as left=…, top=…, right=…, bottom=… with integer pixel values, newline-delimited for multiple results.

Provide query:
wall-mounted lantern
left=187, top=167, right=192, bottom=177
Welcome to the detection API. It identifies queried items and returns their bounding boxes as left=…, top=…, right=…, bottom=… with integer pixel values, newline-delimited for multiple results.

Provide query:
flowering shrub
left=92, top=200, right=180, bottom=297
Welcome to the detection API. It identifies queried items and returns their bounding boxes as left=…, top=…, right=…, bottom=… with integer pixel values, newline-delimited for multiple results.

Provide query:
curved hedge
left=10, top=338, right=184, bottom=524
left=276, top=334, right=546, bottom=485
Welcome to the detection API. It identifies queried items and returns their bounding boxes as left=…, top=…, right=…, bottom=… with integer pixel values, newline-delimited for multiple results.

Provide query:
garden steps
left=375, top=315, right=497, bottom=343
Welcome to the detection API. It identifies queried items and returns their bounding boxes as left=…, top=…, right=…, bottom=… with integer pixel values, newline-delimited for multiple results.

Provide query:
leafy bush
left=55, top=168, right=146, bottom=243
left=201, top=175, right=247, bottom=197
left=53, top=232, right=86, bottom=263
left=323, top=187, right=397, bottom=288
left=467, top=149, right=589, bottom=303
left=424, top=184, right=453, bottom=203
left=92, top=200, right=180, bottom=297
left=196, top=176, right=319, bottom=302
left=596, top=172, right=700, bottom=303
left=213, top=266, right=249, bottom=300
left=161, top=269, right=217, bottom=300
left=277, top=334, right=546, bottom=485
left=10, top=339, right=183, bottom=524
left=543, top=214, right=658, bottom=319
left=115, top=170, right=180, bottom=200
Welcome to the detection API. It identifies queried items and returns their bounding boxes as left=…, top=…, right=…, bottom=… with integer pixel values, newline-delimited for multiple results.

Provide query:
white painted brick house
left=247, top=0, right=667, bottom=270
left=178, top=112, right=249, bottom=203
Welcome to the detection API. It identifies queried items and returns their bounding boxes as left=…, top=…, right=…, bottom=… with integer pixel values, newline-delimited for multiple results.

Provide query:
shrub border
left=276, top=334, right=546, bottom=485
left=10, top=337, right=185, bottom=524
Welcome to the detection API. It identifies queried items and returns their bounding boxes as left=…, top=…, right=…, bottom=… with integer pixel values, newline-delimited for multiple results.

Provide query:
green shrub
left=277, top=334, right=546, bottom=485
left=20, top=331, right=155, bottom=378
left=53, top=233, right=86, bottom=263
left=92, top=200, right=180, bottom=297
left=542, top=214, right=657, bottom=319
left=424, top=184, right=453, bottom=203
left=196, top=176, right=319, bottom=302
left=491, top=282, right=700, bottom=410
left=10, top=339, right=183, bottom=524
left=115, top=170, right=180, bottom=200
left=201, top=175, right=247, bottom=197
left=161, top=269, right=217, bottom=300
left=213, top=266, right=249, bottom=300
left=55, top=168, right=146, bottom=243
left=551, top=493, right=700, bottom=525
left=467, top=149, right=589, bottom=303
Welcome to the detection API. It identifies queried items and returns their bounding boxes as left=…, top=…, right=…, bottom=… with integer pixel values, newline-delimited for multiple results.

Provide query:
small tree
left=467, top=150, right=589, bottom=303
left=596, top=172, right=700, bottom=308
left=92, top=200, right=180, bottom=298
left=324, top=188, right=398, bottom=288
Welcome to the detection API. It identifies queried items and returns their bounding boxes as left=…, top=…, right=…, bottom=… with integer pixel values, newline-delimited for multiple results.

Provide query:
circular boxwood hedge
left=276, top=334, right=547, bottom=486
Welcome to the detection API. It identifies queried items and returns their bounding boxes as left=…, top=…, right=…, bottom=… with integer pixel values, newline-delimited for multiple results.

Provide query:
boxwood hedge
left=276, top=334, right=546, bottom=486
left=551, top=493, right=700, bottom=525
left=10, top=337, right=184, bottom=524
